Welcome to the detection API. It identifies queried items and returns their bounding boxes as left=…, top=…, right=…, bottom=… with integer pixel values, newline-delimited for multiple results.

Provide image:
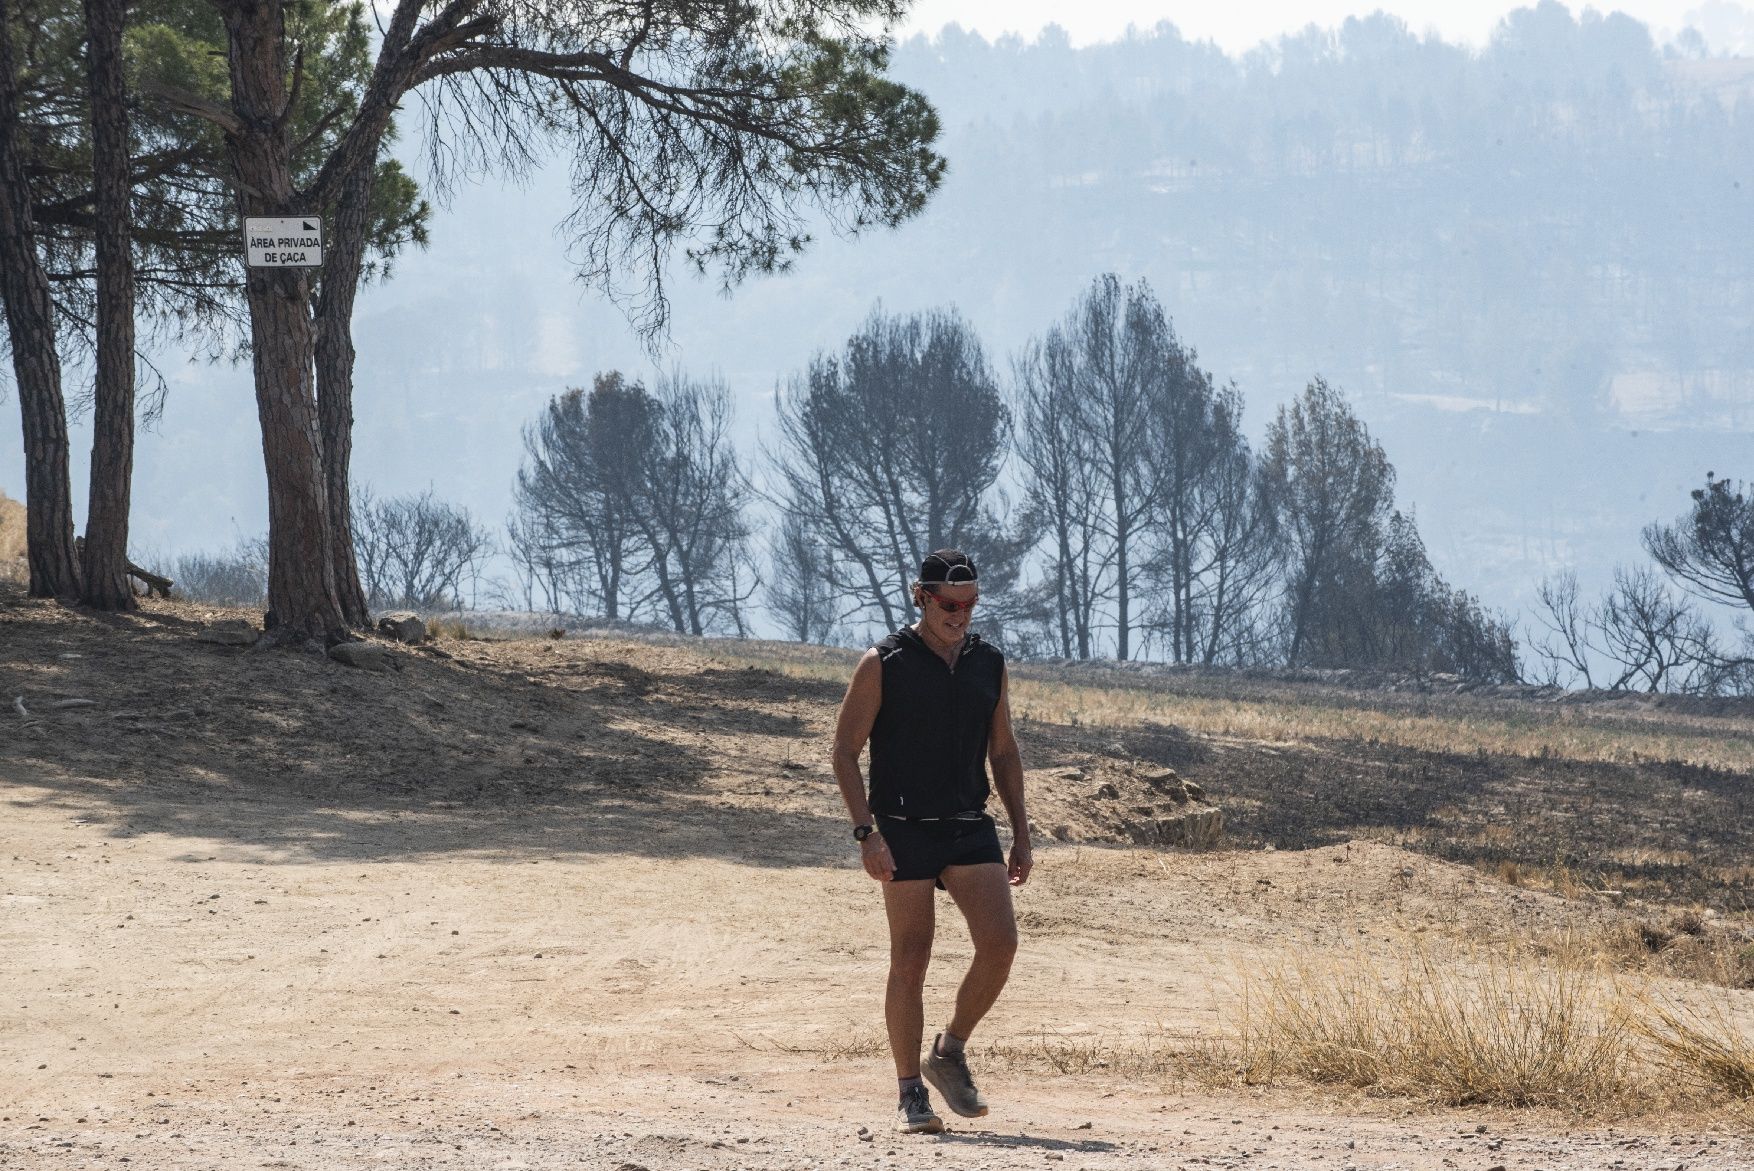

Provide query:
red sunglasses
left=924, top=589, right=979, bottom=614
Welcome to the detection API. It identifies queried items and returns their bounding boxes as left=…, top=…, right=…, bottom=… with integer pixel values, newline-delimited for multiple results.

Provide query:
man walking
left=832, top=549, right=1033, bottom=1134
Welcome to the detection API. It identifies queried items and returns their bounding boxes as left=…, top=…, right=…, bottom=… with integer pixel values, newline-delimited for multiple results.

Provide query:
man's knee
left=973, top=920, right=1018, bottom=964
left=889, top=936, right=933, bottom=986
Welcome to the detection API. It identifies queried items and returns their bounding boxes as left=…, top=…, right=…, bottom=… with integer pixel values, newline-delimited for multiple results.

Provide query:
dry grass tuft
left=817, top=1031, right=889, bottom=1061
left=981, top=1026, right=1212, bottom=1084
left=774, top=1023, right=1219, bottom=1086
left=754, top=1030, right=888, bottom=1061
left=1631, top=993, right=1754, bottom=1099
left=428, top=619, right=475, bottom=641
left=1587, top=917, right=1754, bottom=990
left=1230, top=949, right=1639, bottom=1110
left=780, top=947, right=1754, bottom=1118
left=0, top=488, right=25, bottom=585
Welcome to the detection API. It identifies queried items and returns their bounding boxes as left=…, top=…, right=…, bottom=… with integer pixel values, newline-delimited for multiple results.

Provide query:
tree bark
left=224, top=0, right=345, bottom=644
left=314, top=155, right=374, bottom=627
left=0, top=0, right=80, bottom=598
left=1112, top=456, right=1131, bottom=662
left=79, top=0, right=138, bottom=610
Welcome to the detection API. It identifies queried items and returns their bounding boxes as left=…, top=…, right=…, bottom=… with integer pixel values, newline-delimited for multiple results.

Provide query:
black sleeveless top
left=867, top=627, right=1005, bottom=818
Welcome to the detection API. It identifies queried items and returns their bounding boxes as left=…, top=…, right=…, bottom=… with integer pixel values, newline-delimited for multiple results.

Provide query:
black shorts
left=876, top=813, right=1004, bottom=887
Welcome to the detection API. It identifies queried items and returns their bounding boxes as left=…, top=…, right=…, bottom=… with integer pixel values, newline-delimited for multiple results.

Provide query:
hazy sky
left=897, top=0, right=1708, bottom=52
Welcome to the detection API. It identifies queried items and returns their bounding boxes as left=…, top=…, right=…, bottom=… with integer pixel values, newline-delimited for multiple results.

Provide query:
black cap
left=919, top=549, right=977, bottom=584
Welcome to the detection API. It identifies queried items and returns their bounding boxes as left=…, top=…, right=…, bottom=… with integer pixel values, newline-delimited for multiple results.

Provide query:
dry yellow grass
left=427, top=618, right=477, bottom=640
left=1633, top=993, right=1754, bottom=1098
left=1221, top=944, right=1754, bottom=1115
left=1230, top=948, right=1640, bottom=1109
left=0, top=488, right=25, bottom=585
left=698, top=641, right=1754, bottom=772
left=1008, top=677, right=1754, bottom=772
left=770, top=938, right=1754, bottom=1118
left=1588, top=917, right=1754, bottom=990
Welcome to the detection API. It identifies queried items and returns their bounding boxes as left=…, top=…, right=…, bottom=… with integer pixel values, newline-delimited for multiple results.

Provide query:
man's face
left=919, top=581, right=978, bottom=641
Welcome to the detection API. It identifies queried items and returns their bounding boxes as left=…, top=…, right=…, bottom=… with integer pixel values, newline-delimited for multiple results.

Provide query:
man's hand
left=1008, top=840, right=1033, bottom=887
left=860, top=833, right=896, bottom=882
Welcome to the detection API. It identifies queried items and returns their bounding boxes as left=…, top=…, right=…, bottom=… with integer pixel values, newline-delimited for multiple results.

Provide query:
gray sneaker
left=923, top=1035, right=989, bottom=1118
left=896, top=1083, right=944, bottom=1134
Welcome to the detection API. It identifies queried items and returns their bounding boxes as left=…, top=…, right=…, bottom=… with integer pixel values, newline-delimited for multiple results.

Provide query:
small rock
left=328, top=641, right=403, bottom=673
left=1094, top=783, right=1119, bottom=800
left=196, top=620, right=256, bottom=646
left=375, top=611, right=427, bottom=644
left=1051, top=825, right=1073, bottom=842
left=1122, top=807, right=1224, bottom=849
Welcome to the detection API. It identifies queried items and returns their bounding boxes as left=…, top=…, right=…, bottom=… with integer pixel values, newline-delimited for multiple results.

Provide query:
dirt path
left=5, top=785, right=1751, bottom=1170
left=4, top=600, right=1753, bottom=1168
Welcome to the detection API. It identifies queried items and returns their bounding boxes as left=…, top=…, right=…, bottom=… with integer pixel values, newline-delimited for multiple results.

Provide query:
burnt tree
left=76, top=0, right=136, bottom=609
left=0, top=0, right=79, bottom=597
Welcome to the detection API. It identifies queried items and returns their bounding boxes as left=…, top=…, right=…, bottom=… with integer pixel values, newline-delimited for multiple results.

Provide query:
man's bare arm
left=832, top=649, right=894, bottom=881
left=988, top=667, right=1033, bottom=885
left=832, top=649, right=881, bottom=823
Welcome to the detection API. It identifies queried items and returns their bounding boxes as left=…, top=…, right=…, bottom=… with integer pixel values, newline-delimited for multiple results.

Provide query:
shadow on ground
left=7, top=586, right=1754, bottom=904
left=936, top=1131, right=1118, bottom=1153
left=0, top=589, right=849, bottom=868
left=1019, top=676, right=1754, bottom=907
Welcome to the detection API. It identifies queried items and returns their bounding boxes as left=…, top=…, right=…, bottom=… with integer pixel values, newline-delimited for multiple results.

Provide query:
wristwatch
left=853, top=824, right=876, bottom=843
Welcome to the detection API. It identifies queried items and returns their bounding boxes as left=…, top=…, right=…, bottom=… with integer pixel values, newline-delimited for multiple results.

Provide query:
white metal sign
left=243, top=217, right=323, bottom=268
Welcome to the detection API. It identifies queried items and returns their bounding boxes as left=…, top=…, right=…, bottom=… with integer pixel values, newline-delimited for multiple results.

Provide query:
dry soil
left=3, top=591, right=1751, bottom=1169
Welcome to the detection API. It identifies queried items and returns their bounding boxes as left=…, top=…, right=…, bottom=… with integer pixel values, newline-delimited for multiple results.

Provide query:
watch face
left=854, top=825, right=874, bottom=842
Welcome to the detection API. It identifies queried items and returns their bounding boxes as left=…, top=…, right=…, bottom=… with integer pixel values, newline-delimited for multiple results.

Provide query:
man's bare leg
left=938, top=862, right=1018, bottom=1044
left=881, top=878, right=937, bottom=1077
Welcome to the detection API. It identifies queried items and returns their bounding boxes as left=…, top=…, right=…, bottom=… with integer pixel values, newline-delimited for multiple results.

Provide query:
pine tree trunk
left=248, top=269, right=343, bottom=643
left=314, top=157, right=373, bottom=627
left=225, top=0, right=344, bottom=644
left=78, top=0, right=137, bottom=610
left=0, top=0, right=80, bottom=598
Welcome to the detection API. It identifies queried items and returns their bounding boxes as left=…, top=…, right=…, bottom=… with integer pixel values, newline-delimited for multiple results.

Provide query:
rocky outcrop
left=375, top=612, right=427, bottom=644
left=1121, top=805, right=1225, bottom=848
left=1118, top=765, right=1223, bottom=847
left=1039, top=760, right=1224, bottom=849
